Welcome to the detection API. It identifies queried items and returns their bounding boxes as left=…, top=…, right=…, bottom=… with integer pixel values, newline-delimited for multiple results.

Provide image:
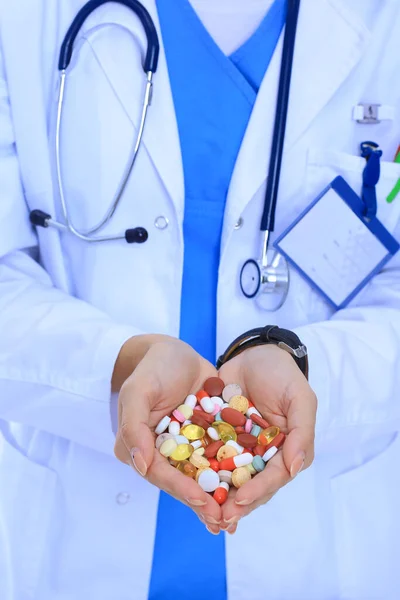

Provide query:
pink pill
left=245, top=419, right=252, bottom=434
left=172, top=409, right=186, bottom=423
left=212, top=404, right=220, bottom=416
left=194, top=405, right=202, bottom=411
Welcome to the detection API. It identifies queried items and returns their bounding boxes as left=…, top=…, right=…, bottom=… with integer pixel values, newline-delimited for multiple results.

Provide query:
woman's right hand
left=113, top=335, right=223, bottom=531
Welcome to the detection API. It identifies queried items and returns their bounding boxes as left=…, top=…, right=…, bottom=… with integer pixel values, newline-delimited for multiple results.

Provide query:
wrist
left=111, top=333, right=172, bottom=392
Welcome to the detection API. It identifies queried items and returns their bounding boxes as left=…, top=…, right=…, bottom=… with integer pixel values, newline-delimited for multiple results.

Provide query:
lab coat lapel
left=222, top=0, right=371, bottom=242
left=82, top=0, right=184, bottom=218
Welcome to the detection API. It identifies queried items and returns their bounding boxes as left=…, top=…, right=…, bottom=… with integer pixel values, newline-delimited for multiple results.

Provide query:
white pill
left=222, top=383, right=242, bottom=403
left=184, top=394, right=197, bottom=409
left=218, top=470, right=232, bottom=485
left=210, top=396, right=224, bottom=407
left=218, top=482, right=230, bottom=493
left=159, top=438, right=177, bottom=457
left=263, top=446, right=278, bottom=463
left=246, top=406, right=262, bottom=418
left=182, top=420, right=192, bottom=426
left=198, top=468, right=220, bottom=493
left=155, top=415, right=171, bottom=435
left=221, top=402, right=230, bottom=410
left=226, top=440, right=244, bottom=454
left=207, top=426, right=220, bottom=441
left=155, top=433, right=173, bottom=449
left=200, top=397, right=215, bottom=413
left=174, top=435, right=189, bottom=445
left=168, top=421, right=180, bottom=436
left=191, top=440, right=202, bottom=450
left=234, top=453, right=253, bottom=467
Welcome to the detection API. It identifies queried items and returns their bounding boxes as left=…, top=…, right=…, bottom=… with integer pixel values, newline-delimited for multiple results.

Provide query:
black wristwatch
left=217, top=325, right=308, bottom=379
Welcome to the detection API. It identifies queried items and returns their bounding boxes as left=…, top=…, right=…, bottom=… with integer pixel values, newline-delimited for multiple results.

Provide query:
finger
left=221, top=486, right=251, bottom=528
left=282, top=382, right=317, bottom=477
left=148, top=454, right=222, bottom=524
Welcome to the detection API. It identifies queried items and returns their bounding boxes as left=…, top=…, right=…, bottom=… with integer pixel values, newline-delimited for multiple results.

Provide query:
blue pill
left=214, top=412, right=223, bottom=421
left=251, top=424, right=262, bottom=437
left=252, top=455, right=265, bottom=472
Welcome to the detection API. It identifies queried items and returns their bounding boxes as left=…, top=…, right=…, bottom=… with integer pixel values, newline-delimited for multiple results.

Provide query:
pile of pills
left=154, top=377, right=285, bottom=504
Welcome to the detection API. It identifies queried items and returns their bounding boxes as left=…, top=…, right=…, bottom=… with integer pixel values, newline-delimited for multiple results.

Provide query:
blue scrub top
left=149, top=1, right=287, bottom=598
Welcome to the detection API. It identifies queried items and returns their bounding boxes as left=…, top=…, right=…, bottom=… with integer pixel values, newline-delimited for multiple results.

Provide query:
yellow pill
left=228, top=395, right=249, bottom=414
left=232, top=466, right=252, bottom=488
left=190, top=453, right=210, bottom=469
left=216, top=444, right=238, bottom=461
left=159, top=438, right=178, bottom=458
left=258, top=426, right=280, bottom=446
left=193, top=447, right=205, bottom=456
left=246, top=463, right=257, bottom=476
left=176, top=404, right=193, bottom=420
left=181, top=424, right=205, bottom=441
left=170, top=443, right=194, bottom=461
left=177, top=460, right=197, bottom=479
left=213, top=422, right=237, bottom=443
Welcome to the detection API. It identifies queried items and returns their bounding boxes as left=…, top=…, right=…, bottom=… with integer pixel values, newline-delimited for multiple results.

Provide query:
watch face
left=240, top=259, right=261, bottom=298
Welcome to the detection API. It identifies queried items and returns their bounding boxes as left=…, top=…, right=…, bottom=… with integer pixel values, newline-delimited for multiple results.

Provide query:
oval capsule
left=213, top=422, right=237, bottom=443
left=258, top=426, right=280, bottom=446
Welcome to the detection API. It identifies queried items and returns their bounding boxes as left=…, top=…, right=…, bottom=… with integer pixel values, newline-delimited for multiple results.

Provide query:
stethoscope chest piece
left=240, top=250, right=290, bottom=311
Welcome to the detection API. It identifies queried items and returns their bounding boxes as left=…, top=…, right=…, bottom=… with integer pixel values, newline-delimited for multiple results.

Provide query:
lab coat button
left=116, top=492, right=131, bottom=505
left=154, top=216, right=169, bottom=230
left=234, top=218, right=243, bottom=229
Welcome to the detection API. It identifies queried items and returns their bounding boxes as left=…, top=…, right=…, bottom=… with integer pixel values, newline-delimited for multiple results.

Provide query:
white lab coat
left=0, top=1, right=399, bottom=598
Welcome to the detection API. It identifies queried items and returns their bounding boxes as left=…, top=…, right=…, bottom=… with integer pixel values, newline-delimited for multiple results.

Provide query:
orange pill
left=213, top=482, right=229, bottom=505
left=253, top=444, right=265, bottom=457
left=196, top=390, right=209, bottom=401
left=208, top=458, right=220, bottom=472
left=258, top=426, right=280, bottom=446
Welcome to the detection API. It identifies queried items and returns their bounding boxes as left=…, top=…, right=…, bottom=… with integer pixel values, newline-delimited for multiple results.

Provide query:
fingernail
left=235, top=498, right=252, bottom=506
left=227, top=524, right=238, bottom=535
left=206, top=525, right=220, bottom=536
left=186, top=498, right=207, bottom=507
left=204, top=515, right=221, bottom=525
left=223, top=515, right=240, bottom=525
left=290, top=452, right=306, bottom=478
left=130, top=448, right=147, bottom=477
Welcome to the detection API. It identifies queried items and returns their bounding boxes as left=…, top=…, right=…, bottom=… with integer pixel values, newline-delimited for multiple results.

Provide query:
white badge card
left=274, top=176, right=399, bottom=309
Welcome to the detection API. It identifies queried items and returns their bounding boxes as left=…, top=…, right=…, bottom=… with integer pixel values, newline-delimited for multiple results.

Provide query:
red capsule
left=221, top=407, right=246, bottom=427
left=262, top=432, right=286, bottom=452
left=208, top=458, right=220, bottom=472
left=253, top=444, right=266, bottom=457
left=196, top=390, right=209, bottom=401
left=250, top=414, right=270, bottom=429
left=213, top=483, right=229, bottom=505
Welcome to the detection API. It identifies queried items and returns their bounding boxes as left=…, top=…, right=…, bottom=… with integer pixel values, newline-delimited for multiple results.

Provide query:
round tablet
left=203, top=377, right=225, bottom=397
left=222, top=383, right=243, bottom=403
left=197, top=468, right=220, bottom=493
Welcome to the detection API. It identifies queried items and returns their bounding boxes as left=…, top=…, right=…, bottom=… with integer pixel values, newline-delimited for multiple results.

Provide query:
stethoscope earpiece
left=125, top=227, right=149, bottom=244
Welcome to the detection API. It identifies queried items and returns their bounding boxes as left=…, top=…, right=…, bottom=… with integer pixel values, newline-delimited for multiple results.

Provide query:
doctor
left=0, top=0, right=400, bottom=599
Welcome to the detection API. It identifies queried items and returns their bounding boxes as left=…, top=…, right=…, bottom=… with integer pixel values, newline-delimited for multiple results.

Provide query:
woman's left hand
left=217, top=344, right=317, bottom=534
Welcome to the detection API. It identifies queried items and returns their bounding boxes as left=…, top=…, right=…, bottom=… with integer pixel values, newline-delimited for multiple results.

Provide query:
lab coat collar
left=221, top=0, right=371, bottom=253
left=82, top=0, right=185, bottom=220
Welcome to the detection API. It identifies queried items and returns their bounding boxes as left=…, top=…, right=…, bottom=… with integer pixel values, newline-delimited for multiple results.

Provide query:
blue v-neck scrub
left=148, top=1, right=287, bottom=598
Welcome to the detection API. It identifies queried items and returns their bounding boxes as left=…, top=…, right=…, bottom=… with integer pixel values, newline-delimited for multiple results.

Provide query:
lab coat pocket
left=330, top=433, right=400, bottom=600
left=0, top=436, right=57, bottom=600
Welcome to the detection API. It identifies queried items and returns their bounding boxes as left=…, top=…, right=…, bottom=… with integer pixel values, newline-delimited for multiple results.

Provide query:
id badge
left=274, top=176, right=400, bottom=309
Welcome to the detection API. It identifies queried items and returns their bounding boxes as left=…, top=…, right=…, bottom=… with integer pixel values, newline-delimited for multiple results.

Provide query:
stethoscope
left=30, top=0, right=301, bottom=311
left=30, top=0, right=160, bottom=244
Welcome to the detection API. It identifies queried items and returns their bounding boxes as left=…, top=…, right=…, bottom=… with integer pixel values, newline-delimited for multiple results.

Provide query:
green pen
left=386, top=145, right=400, bottom=203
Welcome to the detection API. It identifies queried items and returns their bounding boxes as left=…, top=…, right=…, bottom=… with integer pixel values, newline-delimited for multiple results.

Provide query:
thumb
left=282, top=386, right=316, bottom=478
left=116, top=374, right=156, bottom=477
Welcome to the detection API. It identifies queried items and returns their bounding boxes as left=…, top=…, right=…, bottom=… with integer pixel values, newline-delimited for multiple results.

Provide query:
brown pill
left=195, top=410, right=215, bottom=424
left=221, top=407, right=246, bottom=427
left=203, top=377, right=225, bottom=397
left=250, top=414, right=270, bottom=429
left=204, top=440, right=224, bottom=459
left=237, top=433, right=258, bottom=448
left=253, top=444, right=266, bottom=457
left=263, top=432, right=286, bottom=452
left=191, top=413, right=210, bottom=429
left=235, top=426, right=245, bottom=434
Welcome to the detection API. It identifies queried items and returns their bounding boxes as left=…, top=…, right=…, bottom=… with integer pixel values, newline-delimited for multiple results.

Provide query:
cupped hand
left=114, top=336, right=223, bottom=530
left=218, top=344, right=317, bottom=531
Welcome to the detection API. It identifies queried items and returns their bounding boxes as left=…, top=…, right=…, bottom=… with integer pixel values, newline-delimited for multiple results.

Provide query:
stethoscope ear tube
left=260, top=0, right=300, bottom=234
left=58, top=0, right=160, bottom=72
